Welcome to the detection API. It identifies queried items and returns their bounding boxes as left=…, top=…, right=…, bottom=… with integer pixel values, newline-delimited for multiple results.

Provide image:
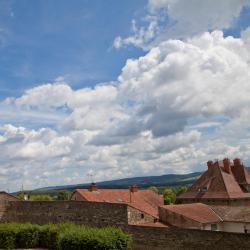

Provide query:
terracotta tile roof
left=0, top=192, right=19, bottom=201
left=161, top=203, right=221, bottom=224
left=211, top=205, right=250, bottom=222
left=72, top=188, right=164, bottom=218
left=178, top=159, right=250, bottom=201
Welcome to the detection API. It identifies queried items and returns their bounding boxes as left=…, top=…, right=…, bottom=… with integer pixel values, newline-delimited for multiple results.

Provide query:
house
left=159, top=203, right=250, bottom=233
left=159, top=158, right=250, bottom=234
left=159, top=203, right=221, bottom=231
left=0, top=192, right=19, bottom=202
left=177, top=158, right=250, bottom=205
left=211, top=205, right=250, bottom=233
left=71, top=183, right=164, bottom=220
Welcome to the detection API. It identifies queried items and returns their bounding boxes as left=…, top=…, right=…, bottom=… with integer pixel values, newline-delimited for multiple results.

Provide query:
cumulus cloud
left=2, top=6, right=250, bottom=191
left=117, top=31, right=250, bottom=138
left=114, top=0, right=250, bottom=49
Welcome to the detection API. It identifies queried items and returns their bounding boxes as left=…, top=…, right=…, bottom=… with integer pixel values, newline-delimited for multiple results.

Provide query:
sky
left=1, top=0, right=250, bottom=191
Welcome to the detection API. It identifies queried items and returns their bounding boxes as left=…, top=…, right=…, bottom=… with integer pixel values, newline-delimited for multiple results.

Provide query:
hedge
left=0, top=223, right=132, bottom=250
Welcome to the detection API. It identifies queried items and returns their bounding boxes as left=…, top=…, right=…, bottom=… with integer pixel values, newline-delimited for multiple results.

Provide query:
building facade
left=177, top=158, right=250, bottom=205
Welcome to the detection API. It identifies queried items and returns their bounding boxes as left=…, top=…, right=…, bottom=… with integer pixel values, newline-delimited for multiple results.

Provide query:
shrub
left=38, top=224, right=60, bottom=250
left=0, top=223, right=132, bottom=250
left=59, top=226, right=131, bottom=250
left=0, top=224, right=16, bottom=249
left=15, top=224, right=40, bottom=248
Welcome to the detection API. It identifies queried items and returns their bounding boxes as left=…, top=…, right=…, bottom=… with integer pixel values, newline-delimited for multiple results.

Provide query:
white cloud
left=115, top=0, right=250, bottom=49
left=2, top=28, right=250, bottom=191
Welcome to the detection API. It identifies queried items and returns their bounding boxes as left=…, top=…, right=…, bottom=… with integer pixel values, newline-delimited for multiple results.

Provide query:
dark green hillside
left=34, top=171, right=201, bottom=192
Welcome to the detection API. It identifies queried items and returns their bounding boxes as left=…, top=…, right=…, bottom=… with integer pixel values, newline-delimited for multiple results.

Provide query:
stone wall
left=128, top=225, right=250, bottom=250
left=1, top=201, right=129, bottom=228
left=1, top=200, right=250, bottom=250
left=127, top=206, right=155, bottom=225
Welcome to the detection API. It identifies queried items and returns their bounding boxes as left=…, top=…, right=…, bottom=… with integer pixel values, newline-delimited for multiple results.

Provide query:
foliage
left=17, top=192, right=26, bottom=200
left=157, top=186, right=188, bottom=204
left=15, top=189, right=73, bottom=201
left=38, top=224, right=60, bottom=250
left=148, top=186, right=159, bottom=194
left=163, top=188, right=176, bottom=205
left=57, top=190, right=70, bottom=200
left=164, top=197, right=172, bottom=205
left=59, top=226, right=131, bottom=250
left=174, top=186, right=188, bottom=196
left=30, top=194, right=53, bottom=201
left=0, top=223, right=132, bottom=250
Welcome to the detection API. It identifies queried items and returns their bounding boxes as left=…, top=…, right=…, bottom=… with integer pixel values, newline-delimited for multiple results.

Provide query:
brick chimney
left=88, top=183, right=98, bottom=192
left=129, top=185, right=138, bottom=193
left=207, top=160, right=213, bottom=170
left=223, top=158, right=231, bottom=173
left=233, top=158, right=241, bottom=167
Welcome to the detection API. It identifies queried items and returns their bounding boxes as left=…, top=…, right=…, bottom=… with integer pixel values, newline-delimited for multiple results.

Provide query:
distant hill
left=35, top=172, right=202, bottom=192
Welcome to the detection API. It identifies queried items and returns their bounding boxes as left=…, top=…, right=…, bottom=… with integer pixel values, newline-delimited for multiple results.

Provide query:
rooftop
left=178, top=158, right=250, bottom=201
left=72, top=185, right=164, bottom=218
left=211, top=205, right=250, bottom=222
left=161, top=203, right=221, bottom=224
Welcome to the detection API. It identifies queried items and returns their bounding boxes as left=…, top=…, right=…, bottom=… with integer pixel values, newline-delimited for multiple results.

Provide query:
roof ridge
left=208, top=205, right=223, bottom=222
left=217, top=165, right=230, bottom=198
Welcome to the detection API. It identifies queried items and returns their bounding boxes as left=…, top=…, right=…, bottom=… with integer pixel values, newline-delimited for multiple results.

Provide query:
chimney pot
left=89, top=183, right=98, bottom=192
left=223, top=158, right=231, bottom=173
left=207, top=160, right=213, bottom=170
left=233, top=158, right=241, bottom=167
left=129, top=185, right=138, bottom=193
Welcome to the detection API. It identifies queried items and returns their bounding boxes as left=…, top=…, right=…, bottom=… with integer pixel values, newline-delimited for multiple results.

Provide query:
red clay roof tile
left=178, top=159, right=250, bottom=201
left=161, top=203, right=221, bottom=224
left=73, top=188, right=164, bottom=218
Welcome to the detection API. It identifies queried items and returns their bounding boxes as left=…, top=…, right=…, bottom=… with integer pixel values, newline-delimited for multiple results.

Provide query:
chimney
left=223, top=158, right=231, bottom=173
left=88, top=183, right=98, bottom=192
left=129, top=185, right=138, bottom=193
left=233, top=158, right=241, bottom=167
left=207, top=160, right=213, bottom=170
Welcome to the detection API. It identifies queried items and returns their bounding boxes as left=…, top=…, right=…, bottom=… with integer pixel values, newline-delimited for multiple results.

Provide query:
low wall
left=128, top=225, right=250, bottom=250
left=0, top=201, right=128, bottom=228
left=1, top=201, right=250, bottom=250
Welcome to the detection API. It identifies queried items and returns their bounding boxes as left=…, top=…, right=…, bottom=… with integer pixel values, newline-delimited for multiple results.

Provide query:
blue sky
left=0, top=0, right=146, bottom=99
left=1, top=0, right=250, bottom=191
left=1, top=1, right=250, bottom=100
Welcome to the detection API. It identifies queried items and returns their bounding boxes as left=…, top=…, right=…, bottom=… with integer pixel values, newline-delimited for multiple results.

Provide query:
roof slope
left=211, top=205, right=250, bottom=222
left=0, top=192, right=19, bottom=201
left=178, top=159, right=250, bottom=200
left=73, top=188, right=164, bottom=218
left=161, top=203, right=221, bottom=224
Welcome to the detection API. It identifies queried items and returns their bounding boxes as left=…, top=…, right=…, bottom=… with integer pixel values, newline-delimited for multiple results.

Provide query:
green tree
left=148, top=186, right=159, bottom=194
left=17, top=192, right=25, bottom=200
left=30, top=195, right=53, bottom=201
left=163, top=188, right=176, bottom=204
left=175, top=186, right=188, bottom=196
left=57, top=191, right=70, bottom=200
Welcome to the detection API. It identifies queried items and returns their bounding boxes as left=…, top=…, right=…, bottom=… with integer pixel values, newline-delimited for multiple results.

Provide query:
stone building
left=159, top=203, right=221, bottom=231
left=0, top=191, right=19, bottom=202
left=177, top=158, right=250, bottom=205
left=159, top=203, right=250, bottom=234
left=158, top=158, right=250, bottom=234
left=71, top=183, right=164, bottom=221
